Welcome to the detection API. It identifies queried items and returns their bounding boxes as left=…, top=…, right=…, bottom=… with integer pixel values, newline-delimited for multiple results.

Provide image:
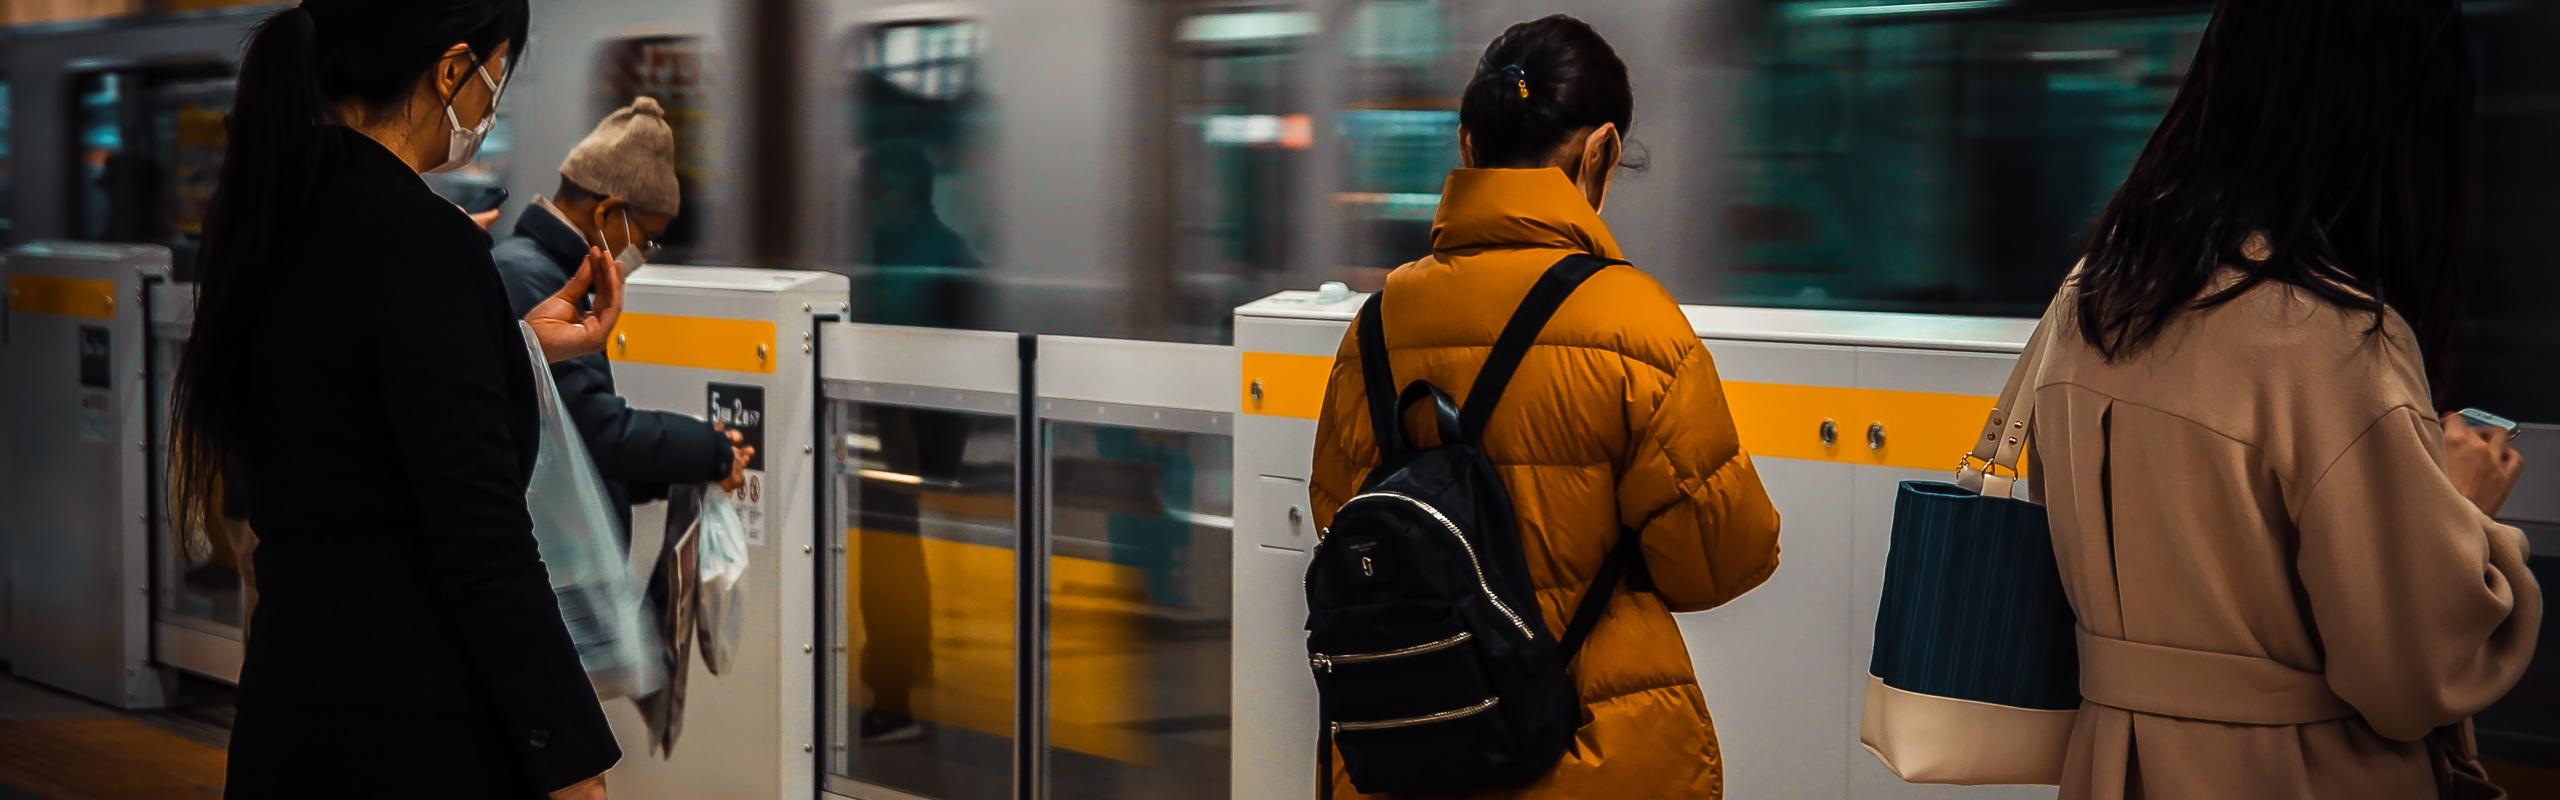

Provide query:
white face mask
left=427, top=57, right=505, bottom=175
left=617, top=212, right=647, bottom=270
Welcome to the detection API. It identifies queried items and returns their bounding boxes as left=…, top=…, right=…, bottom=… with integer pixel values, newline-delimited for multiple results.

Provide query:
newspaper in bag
left=517, top=323, right=667, bottom=700
left=693, top=486, right=749, bottom=675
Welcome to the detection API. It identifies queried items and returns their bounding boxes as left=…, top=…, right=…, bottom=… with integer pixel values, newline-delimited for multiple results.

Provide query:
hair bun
left=630, top=96, right=665, bottom=118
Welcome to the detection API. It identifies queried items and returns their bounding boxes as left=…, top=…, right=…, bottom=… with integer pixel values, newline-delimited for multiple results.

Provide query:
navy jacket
left=225, top=128, right=617, bottom=796
left=491, top=201, right=730, bottom=542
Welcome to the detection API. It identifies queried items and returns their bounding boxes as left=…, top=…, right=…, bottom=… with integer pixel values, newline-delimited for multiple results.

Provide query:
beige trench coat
left=2030, top=273, right=2541, bottom=799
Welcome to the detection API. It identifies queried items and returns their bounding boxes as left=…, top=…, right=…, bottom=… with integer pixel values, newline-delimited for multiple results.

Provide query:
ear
left=434, top=44, right=474, bottom=103
left=1576, top=123, right=1621, bottom=212
left=589, top=197, right=627, bottom=247
left=1458, top=126, right=1476, bottom=169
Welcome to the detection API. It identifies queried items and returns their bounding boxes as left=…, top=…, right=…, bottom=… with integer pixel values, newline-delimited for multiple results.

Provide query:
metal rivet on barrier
left=757, top=344, right=769, bottom=360
left=802, top=644, right=814, bottom=655
left=1250, top=380, right=1265, bottom=405
left=802, top=303, right=812, bottom=313
left=803, top=743, right=814, bottom=753
left=803, top=545, right=813, bottom=555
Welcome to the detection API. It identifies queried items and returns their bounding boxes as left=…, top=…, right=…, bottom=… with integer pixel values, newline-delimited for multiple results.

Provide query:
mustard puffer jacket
left=1311, top=168, right=1783, bottom=799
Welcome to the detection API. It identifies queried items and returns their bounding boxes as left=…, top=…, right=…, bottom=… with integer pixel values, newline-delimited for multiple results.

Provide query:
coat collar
left=510, top=196, right=594, bottom=279
left=1428, top=168, right=1624, bottom=260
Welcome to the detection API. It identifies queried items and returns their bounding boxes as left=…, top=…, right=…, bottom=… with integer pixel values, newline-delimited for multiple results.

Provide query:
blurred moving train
left=2, top=2, right=2557, bottom=800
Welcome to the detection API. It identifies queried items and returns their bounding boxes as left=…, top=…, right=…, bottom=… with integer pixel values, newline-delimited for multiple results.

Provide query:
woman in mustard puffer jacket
left=1310, top=14, right=1784, bottom=799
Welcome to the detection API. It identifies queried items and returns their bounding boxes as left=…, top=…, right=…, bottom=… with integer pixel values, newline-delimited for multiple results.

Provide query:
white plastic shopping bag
left=518, top=323, right=667, bottom=700
left=694, top=486, right=750, bottom=675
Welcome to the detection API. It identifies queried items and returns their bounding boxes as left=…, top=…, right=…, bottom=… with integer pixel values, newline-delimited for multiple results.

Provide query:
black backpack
left=1307, top=253, right=1646, bottom=797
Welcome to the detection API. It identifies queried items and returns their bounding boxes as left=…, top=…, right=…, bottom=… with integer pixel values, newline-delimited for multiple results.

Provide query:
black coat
left=223, top=129, right=618, bottom=798
left=491, top=201, right=731, bottom=543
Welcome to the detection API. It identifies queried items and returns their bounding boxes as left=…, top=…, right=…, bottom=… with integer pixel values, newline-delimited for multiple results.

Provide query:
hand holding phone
left=2444, top=410, right=2525, bottom=516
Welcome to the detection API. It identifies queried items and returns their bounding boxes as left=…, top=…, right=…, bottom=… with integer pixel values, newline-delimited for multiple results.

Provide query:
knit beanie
left=560, top=97, right=681, bottom=217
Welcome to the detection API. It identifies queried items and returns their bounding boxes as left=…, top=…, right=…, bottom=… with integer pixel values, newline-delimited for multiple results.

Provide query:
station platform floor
left=4, top=669, right=2559, bottom=799
left=0, top=675, right=225, bottom=799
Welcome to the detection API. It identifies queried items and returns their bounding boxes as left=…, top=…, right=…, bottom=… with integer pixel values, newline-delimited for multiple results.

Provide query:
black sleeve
left=554, top=353, right=735, bottom=486
left=372, top=240, right=619, bottom=791
left=493, top=244, right=559, bottom=320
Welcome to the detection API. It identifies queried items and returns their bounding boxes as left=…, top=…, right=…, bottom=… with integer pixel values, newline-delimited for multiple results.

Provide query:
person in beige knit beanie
left=493, top=96, right=749, bottom=547
left=535, top=96, right=683, bottom=269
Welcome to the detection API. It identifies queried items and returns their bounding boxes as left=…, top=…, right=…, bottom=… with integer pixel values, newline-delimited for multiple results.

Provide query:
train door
left=1167, top=5, right=1315, bottom=344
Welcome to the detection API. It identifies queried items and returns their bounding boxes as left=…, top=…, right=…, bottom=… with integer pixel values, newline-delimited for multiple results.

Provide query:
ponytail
left=171, top=0, right=531, bottom=535
left=171, top=7, right=330, bottom=537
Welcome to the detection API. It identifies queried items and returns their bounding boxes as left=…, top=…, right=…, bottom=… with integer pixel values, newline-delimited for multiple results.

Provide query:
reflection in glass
left=850, top=20, right=995, bottom=330
left=593, top=37, right=711, bottom=260
left=1336, top=0, right=1468, bottom=279
left=1044, top=422, right=1232, bottom=799
left=1171, top=7, right=1312, bottom=344
left=828, top=401, right=1015, bottom=800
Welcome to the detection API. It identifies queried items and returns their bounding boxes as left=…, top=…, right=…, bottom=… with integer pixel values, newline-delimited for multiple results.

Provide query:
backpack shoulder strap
left=1459, top=253, right=1626, bottom=444
left=1355, top=291, right=1402, bottom=461
left=1558, top=529, right=1642, bottom=664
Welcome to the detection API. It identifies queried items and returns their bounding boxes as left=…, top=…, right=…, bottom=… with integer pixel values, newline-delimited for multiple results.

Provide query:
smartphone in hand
left=2459, top=408, right=2521, bottom=441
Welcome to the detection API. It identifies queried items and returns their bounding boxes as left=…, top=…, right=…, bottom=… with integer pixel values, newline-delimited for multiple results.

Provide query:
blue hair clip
left=1502, top=64, right=1529, bottom=99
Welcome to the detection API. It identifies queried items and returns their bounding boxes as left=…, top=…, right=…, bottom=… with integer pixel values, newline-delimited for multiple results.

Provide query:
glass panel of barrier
left=1041, top=419, right=1234, bottom=799
left=149, top=293, right=245, bottom=636
left=826, top=392, right=1017, bottom=800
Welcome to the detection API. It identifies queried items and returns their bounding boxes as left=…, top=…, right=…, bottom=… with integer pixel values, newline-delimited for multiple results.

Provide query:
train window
left=1720, top=6, right=2207, bottom=316
left=69, top=64, right=232, bottom=256
left=1720, top=1, right=2557, bottom=422
left=1, top=79, right=12, bottom=244
left=847, top=19, right=995, bottom=330
left=152, top=81, right=231, bottom=278
left=1170, top=6, right=1315, bottom=343
left=593, top=36, right=714, bottom=262
left=1334, top=0, right=1473, bottom=282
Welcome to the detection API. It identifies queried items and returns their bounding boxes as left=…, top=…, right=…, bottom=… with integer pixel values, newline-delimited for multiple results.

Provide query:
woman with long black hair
left=2031, top=2, right=2536, bottom=797
left=171, top=3, right=625, bottom=797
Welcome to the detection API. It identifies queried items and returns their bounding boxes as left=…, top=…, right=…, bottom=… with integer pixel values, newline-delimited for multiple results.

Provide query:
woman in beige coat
left=2032, top=2, right=2539, bottom=798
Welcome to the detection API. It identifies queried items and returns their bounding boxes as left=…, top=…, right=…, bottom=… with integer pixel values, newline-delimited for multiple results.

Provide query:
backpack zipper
left=1330, top=697, right=1501, bottom=734
left=1310, top=630, right=1471, bottom=675
left=1334, top=492, right=1535, bottom=641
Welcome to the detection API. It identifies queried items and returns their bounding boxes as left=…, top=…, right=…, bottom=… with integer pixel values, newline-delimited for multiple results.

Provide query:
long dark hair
left=2075, top=0, right=2473, bottom=390
left=171, top=0, right=529, bottom=533
left=1459, top=14, right=1641, bottom=172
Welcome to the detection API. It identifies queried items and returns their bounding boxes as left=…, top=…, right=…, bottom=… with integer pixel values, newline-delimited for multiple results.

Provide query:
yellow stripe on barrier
left=1723, top=382, right=2004, bottom=472
left=7, top=275, right=117, bottom=320
left=1238, top=351, right=2021, bottom=473
left=610, top=313, right=777, bottom=374
left=1239, top=352, right=1335, bottom=420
